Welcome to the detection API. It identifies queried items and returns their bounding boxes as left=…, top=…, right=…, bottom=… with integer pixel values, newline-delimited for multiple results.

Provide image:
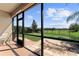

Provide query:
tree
left=66, top=11, right=79, bottom=32
left=31, top=20, right=37, bottom=32
left=24, top=27, right=32, bottom=33
left=67, top=11, right=79, bottom=23
left=69, top=23, right=79, bottom=32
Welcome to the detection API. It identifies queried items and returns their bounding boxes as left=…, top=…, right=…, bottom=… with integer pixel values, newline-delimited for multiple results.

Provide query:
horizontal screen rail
left=44, top=36, right=79, bottom=43
left=24, top=33, right=79, bottom=43
left=18, top=17, right=23, bottom=21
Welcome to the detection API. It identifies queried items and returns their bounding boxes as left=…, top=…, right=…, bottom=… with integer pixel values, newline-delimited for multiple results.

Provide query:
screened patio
left=0, top=3, right=79, bottom=56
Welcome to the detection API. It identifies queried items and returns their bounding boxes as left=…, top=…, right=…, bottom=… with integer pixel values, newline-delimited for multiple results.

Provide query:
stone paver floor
left=0, top=41, right=36, bottom=56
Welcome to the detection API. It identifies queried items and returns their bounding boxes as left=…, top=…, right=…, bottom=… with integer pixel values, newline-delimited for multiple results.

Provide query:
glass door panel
left=24, top=4, right=41, bottom=55
left=18, top=20, right=22, bottom=40
left=12, top=17, right=17, bottom=41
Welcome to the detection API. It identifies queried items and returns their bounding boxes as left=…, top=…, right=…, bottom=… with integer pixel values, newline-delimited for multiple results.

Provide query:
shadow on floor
left=0, top=41, right=40, bottom=56
left=6, top=42, right=20, bottom=56
left=24, top=47, right=40, bottom=56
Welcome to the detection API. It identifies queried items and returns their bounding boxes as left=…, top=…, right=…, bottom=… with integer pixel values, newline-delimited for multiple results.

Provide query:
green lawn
left=23, top=30, right=79, bottom=41
left=44, top=30, right=79, bottom=40
left=24, top=35, right=40, bottom=41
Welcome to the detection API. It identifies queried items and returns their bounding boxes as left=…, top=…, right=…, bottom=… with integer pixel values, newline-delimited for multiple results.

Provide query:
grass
left=44, top=30, right=79, bottom=40
left=19, top=34, right=40, bottom=41
left=20, top=29, right=79, bottom=41
left=24, top=35, right=40, bottom=41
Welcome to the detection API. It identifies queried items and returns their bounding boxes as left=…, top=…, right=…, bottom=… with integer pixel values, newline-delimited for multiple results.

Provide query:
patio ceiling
left=0, top=3, right=21, bottom=13
left=10, top=3, right=35, bottom=17
left=0, top=3, right=35, bottom=17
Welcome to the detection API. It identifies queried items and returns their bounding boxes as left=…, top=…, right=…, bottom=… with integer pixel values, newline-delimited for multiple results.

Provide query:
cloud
left=50, top=23, right=67, bottom=26
left=26, top=15, right=34, bottom=20
left=50, top=23, right=69, bottom=28
left=52, top=17, right=63, bottom=20
left=46, top=8, right=72, bottom=20
left=45, top=8, right=78, bottom=28
left=49, top=20, right=76, bottom=28
left=46, top=8, right=56, bottom=17
left=57, top=8, right=72, bottom=17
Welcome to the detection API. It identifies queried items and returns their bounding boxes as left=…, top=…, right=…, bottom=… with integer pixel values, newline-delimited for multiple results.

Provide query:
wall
left=0, top=10, right=12, bottom=43
left=0, top=11, right=11, bottom=35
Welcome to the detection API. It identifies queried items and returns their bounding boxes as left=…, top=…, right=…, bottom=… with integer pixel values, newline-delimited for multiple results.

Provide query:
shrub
left=69, top=23, right=79, bottom=32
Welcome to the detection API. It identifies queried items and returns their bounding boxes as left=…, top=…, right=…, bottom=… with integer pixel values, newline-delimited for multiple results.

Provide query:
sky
left=14, top=3, right=79, bottom=29
left=44, top=3, right=79, bottom=28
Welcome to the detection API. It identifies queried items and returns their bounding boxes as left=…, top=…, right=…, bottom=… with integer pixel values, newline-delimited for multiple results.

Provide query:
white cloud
left=57, top=8, right=72, bottom=17
left=46, top=8, right=72, bottom=20
left=50, top=23, right=69, bottom=28
left=46, top=8, right=56, bottom=17
left=52, top=17, right=63, bottom=20
left=50, top=23, right=66, bottom=26
left=27, top=15, right=34, bottom=20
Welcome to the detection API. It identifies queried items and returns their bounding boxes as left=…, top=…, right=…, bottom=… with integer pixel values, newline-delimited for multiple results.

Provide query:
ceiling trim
left=10, top=3, right=35, bottom=17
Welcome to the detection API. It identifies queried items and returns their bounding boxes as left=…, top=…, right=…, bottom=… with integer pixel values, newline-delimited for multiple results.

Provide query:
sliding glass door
left=24, top=4, right=42, bottom=55
left=17, top=12, right=24, bottom=47
left=12, top=3, right=43, bottom=56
